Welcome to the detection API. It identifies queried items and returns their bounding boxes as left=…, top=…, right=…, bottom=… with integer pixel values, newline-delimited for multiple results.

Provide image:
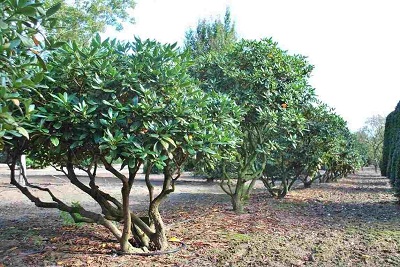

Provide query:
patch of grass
left=224, top=232, right=251, bottom=242
left=345, top=225, right=400, bottom=245
left=367, top=229, right=400, bottom=241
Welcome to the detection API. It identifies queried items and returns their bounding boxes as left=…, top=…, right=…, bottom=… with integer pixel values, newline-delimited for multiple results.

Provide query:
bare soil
left=0, top=167, right=399, bottom=266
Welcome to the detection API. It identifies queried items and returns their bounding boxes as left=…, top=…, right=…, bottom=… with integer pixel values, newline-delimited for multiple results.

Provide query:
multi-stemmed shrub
left=4, top=36, right=241, bottom=252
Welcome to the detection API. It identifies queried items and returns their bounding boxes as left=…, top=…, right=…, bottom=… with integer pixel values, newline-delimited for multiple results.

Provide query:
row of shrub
left=1, top=2, right=364, bottom=254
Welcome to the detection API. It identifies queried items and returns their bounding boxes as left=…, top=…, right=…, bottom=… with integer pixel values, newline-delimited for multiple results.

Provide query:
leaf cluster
left=0, top=0, right=61, bottom=149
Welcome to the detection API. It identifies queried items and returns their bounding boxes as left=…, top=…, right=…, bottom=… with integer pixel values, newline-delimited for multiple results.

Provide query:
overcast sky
left=104, top=0, right=400, bottom=131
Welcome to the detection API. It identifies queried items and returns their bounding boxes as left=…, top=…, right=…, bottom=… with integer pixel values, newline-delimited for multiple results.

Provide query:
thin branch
left=219, top=182, right=234, bottom=197
left=287, top=176, right=298, bottom=191
left=152, top=160, right=175, bottom=206
left=128, top=159, right=142, bottom=189
left=131, top=213, right=155, bottom=237
left=101, top=156, right=128, bottom=183
left=221, top=160, right=234, bottom=195
left=9, top=163, right=110, bottom=226
left=244, top=176, right=258, bottom=197
left=62, top=153, right=123, bottom=218
left=144, top=161, right=154, bottom=203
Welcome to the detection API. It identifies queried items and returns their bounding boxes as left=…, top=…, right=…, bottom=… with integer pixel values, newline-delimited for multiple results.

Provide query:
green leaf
left=46, top=2, right=62, bottom=17
left=18, top=6, right=36, bottom=16
left=17, top=0, right=29, bottom=8
left=100, top=119, right=109, bottom=125
left=33, top=72, right=44, bottom=83
left=78, top=133, right=88, bottom=140
left=160, top=140, right=169, bottom=150
left=36, top=54, right=47, bottom=70
left=50, top=42, right=66, bottom=49
left=53, top=122, right=62, bottom=129
left=28, top=104, right=35, bottom=113
left=187, top=148, right=196, bottom=155
left=159, top=155, right=168, bottom=161
left=17, top=33, right=35, bottom=48
left=37, top=7, right=46, bottom=16
left=128, top=158, right=136, bottom=168
left=133, top=95, right=138, bottom=106
left=16, top=127, right=29, bottom=139
left=102, top=100, right=113, bottom=106
left=22, top=79, right=35, bottom=87
left=162, top=136, right=176, bottom=148
left=0, top=20, right=8, bottom=30
left=44, top=75, right=55, bottom=82
left=50, top=136, right=59, bottom=146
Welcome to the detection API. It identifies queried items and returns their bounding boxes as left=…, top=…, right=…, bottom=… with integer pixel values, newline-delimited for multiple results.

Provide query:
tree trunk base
left=232, top=198, right=244, bottom=214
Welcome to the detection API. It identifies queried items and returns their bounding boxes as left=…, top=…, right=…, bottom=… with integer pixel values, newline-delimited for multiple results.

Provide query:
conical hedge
left=381, top=101, right=400, bottom=201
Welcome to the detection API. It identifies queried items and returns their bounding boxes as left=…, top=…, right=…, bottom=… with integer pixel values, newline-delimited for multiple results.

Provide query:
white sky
left=104, top=0, right=400, bottom=131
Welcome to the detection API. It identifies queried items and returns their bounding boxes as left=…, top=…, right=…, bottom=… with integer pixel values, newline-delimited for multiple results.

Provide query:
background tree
left=184, top=7, right=237, bottom=58
left=354, top=132, right=370, bottom=168
left=261, top=103, right=329, bottom=194
left=294, top=104, right=347, bottom=187
left=319, top=130, right=362, bottom=182
left=259, top=103, right=310, bottom=198
left=356, top=115, right=385, bottom=172
left=191, top=38, right=315, bottom=212
left=45, top=0, right=135, bottom=43
left=261, top=103, right=362, bottom=197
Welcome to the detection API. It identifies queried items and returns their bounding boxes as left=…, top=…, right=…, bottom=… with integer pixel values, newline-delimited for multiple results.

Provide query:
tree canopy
left=45, top=0, right=136, bottom=43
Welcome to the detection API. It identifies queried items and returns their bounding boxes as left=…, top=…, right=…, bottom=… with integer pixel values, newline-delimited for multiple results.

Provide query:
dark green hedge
left=381, top=101, right=400, bottom=201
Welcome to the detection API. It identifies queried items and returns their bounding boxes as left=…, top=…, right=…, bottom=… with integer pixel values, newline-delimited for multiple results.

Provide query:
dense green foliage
left=1, top=0, right=61, bottom=149
left=184, top=12, right=362, bottom=210
left=262, top=103, right=362, bottom=197
left=190, top=38, right=317, bottom=210
left=381, top=101, right=400, bottom=201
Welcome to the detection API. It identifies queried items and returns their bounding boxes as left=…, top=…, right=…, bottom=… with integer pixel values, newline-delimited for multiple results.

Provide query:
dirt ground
left=0, top=166, right=399, bottom=266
